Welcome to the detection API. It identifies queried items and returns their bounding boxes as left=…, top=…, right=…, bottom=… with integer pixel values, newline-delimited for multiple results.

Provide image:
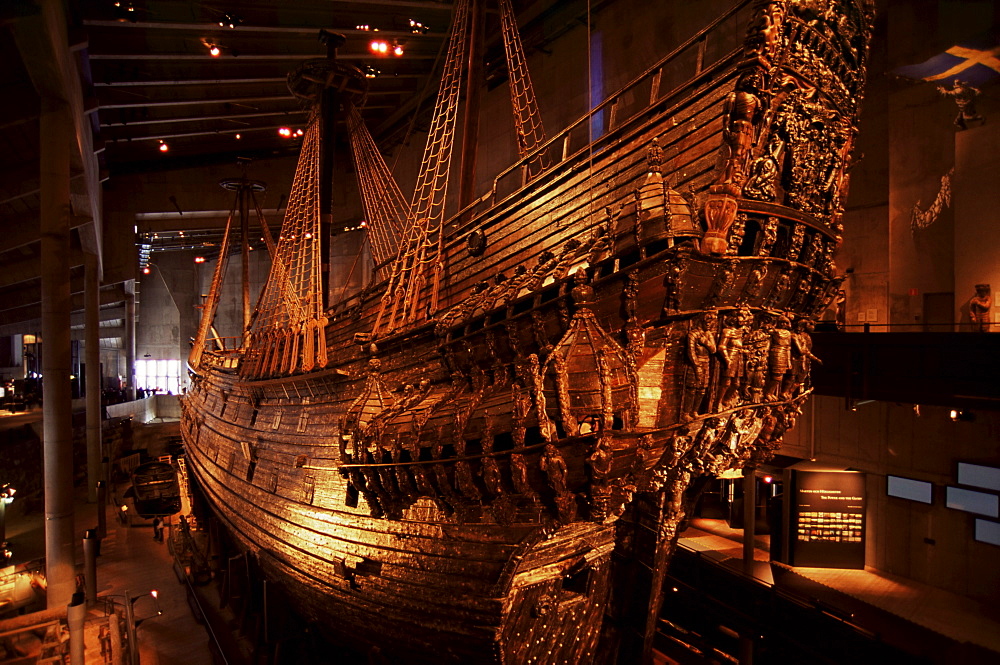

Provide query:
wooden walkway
left=680, top=518, right=1000, bottom=658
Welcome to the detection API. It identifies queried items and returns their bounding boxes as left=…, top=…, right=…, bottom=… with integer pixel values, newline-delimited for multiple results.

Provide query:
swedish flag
left=893, top=32, right=1000, bottom=87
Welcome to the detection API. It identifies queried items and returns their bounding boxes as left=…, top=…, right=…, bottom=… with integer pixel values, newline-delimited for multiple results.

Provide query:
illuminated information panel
left=790, top=470, right=866, bottom=568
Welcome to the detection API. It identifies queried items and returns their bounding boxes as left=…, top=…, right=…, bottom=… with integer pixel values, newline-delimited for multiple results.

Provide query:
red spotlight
left=194, top=256, right=206, bottom=264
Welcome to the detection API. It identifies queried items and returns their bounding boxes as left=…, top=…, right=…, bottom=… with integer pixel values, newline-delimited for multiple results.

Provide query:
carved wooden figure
left=765, top=316, right=793, bottom=400
left=684, top=311, right=718, bottom=419
left=970, top=283, right=992, bottom=332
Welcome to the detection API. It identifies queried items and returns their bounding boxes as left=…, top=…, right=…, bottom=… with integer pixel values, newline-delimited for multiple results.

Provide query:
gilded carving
left=790, top=319, right=821, bottom=395
left=683, top=311, right=718, bottom=419
left=739, top=262, right=768, bottom=305
left=727, top=214, right=747, bottom=255
left=765, top=316, right=793, bottom=400
left=716, top=308, right=751, bottom=410
left=743, top=315, right=771, bottom=403
left=755, top=216, right=779, bottom=256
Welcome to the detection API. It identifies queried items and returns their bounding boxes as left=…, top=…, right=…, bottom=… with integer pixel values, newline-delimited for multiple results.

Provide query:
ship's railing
left=332, top=1, right=752, bottom=323
left=192, top=335, right=243, bottom=370
left=200, top=349, right=241, bottom=370
left=474, top=0, right=753, bottom=216
left=205, top=336, right=243, bottom=352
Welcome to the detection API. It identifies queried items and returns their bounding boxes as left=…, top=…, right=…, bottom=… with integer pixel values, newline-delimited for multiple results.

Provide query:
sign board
left=789, top=470, right=866, bottom=568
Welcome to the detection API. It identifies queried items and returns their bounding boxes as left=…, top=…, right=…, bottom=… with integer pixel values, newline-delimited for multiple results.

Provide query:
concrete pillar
left=86, top=252, right=102, bottom=502
left=83, top=530, right=98, bottom=605
left=67, top=593, right=87, bottom=665
left=743, top=467, right=756, bottom=576
left=740, top=467, right=757, bottom=665
left=125, top=290, right=136, bottom=401
left=41, top=102, right=76, bottom=610
left=97, top=481, right=108, bottom=539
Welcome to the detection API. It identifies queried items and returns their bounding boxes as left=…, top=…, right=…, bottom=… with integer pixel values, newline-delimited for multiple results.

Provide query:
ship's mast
left=318, top=32, right=346, bottom=313
left=458, top=0, right=485, bottom=212
left=188, top=173, right=266, bottom=370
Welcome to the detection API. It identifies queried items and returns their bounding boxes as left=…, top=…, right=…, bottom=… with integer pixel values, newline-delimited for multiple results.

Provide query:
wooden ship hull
left=181, top=0, right=876, bottom=662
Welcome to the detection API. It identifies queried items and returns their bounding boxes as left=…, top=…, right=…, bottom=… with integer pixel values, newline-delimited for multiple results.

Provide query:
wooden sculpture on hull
left=181, top=0, right=876, bottom=662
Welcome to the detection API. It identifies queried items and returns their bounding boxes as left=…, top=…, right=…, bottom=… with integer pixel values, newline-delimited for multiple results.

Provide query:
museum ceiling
left=0, top=0, right=590, bottom=339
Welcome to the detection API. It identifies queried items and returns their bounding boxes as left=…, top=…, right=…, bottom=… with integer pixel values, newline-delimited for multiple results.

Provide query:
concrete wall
left=954, top=124, right=1000, bottom=330
left=195, top=248, right=272, bottom=343
left=781, top=396, right=1000, bottom=602
left=136, top=260, right=181, bottom=362
left=104, top=394, right=179, bottom=423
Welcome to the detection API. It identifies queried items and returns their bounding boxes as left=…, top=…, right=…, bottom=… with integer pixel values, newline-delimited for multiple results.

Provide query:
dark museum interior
left=0, top=0, right=999, bottom=663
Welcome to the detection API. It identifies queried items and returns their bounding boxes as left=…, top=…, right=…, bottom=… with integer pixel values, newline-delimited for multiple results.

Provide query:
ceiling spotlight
left=142, top=266, right=151, bottom=275
left=363, top=65, right=380, bottom=79
left=409, top=19, right=429, bottom=34
left=949, top=409, right=975, bottom=422
left=219, top=13, right=243, bottom=29
left=207, top=43, right=221, bottom=57
left=158, top=141, right=169, bottom=152
left=356, top=24, right=371, bottom=31
left=392, top=43, right=404, bottom=57
left=113, top=1, right=137, bottom=22
left=370, top=39, right=389, bottom=55
left=194, top=256, right=206, bottom=264
left=235, top=133, right=241, bottom=139
left=295, top=128, right=303, bottom=136
left=278, top=127, right=292, bottom=137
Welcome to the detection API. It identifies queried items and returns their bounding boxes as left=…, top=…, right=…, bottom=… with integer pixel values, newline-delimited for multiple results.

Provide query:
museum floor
left=2, top=409, right=999, bottom=663
left=677, top=519, right=1000, bottom=658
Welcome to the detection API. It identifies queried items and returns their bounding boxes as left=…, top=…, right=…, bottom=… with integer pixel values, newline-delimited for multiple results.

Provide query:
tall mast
left=318, top=32, right=346, bottom=312
left=458, top=0, right=484, bottom=211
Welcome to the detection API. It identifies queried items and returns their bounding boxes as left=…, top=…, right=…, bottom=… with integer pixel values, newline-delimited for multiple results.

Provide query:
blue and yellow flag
left=892, top=32, right=1000, bottom=87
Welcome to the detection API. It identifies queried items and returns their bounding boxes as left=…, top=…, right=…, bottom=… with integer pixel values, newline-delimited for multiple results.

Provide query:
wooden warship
left=181, top=0, right=876, bottom=662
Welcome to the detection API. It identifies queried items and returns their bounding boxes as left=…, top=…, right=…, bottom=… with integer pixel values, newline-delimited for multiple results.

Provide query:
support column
left=41, top=102, right=76, bottom=609
left=125, top=290, right=136, bottom=401
left=743, top=466, right=756, bottom=575
left=741, top=467, right=757, bottom=665
left=85, top=252, right=101, bottom=503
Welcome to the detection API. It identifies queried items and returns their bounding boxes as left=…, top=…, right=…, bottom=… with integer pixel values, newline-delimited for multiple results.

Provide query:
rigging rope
left=373, top=0, right=472, bottom=335
left=499, top=0, right=548, bottom=175
left=188, top=192, right=239, bottom=370
left=243, top=117, right=328, bottom=377
left=346, top=101, right=407, bottom=267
